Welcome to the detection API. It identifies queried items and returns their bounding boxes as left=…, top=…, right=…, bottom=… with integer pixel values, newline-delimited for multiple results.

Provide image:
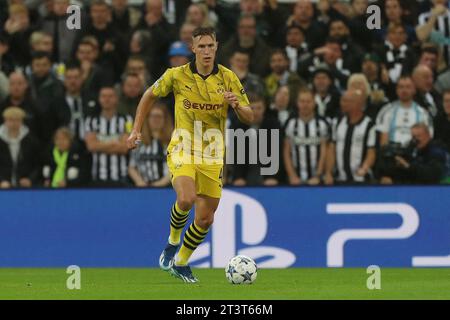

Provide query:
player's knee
left=177, top=194, right=196, bottom=211
left=196, top=215, right=214, bottom=229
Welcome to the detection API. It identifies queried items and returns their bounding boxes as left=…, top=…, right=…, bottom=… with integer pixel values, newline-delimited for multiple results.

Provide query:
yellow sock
left=176, top=222, right=209, bottom=266
left=169, top=202, right=190, bottom=245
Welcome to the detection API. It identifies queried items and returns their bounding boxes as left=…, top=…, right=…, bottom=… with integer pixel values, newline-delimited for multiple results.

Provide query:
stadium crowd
left=0, top=0, right=449, bottom=188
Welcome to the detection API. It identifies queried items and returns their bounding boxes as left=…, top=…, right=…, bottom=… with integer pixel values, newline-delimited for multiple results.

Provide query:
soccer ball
left=225, top=255, right=257, bottom=284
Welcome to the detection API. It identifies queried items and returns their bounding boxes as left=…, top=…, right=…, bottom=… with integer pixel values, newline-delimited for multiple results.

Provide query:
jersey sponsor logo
left=182, top=99, right=224, bottom=111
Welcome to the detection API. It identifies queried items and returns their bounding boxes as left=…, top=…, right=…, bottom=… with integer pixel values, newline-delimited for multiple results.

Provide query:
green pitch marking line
left=0, top=268, right=449, bottom=300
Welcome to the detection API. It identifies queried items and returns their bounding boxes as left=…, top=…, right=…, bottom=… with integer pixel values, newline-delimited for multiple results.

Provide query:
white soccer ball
left=225, top=255, right=257, bottom=284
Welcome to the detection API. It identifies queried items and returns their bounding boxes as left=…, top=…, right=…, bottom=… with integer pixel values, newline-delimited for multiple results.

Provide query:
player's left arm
left=224, top=74, right=254, bottom=125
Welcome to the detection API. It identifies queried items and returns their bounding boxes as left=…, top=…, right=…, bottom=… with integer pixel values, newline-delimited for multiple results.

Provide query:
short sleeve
left=376, top=104, right=392, bottom=133
left=319, top=119, right=329, bottom=140
left=367, top=123, right=376, bottom=148
left=151, top=68, right=175, bottom=97
left=229, top=71, right=250, bottom=107
left=331, top=118, right=338, bottom=143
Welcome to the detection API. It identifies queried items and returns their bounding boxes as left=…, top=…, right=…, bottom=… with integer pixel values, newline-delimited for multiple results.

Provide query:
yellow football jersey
left=151, top=61, right=250, bottom=162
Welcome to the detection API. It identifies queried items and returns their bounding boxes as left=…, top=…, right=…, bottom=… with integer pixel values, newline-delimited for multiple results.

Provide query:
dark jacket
left=219, top=36, right=272, bottom=77
left=434, top=113, right=450, bottom=151
left=0, top=125, right=41, bottom=185
left=41, top=142, right=91, bottom=187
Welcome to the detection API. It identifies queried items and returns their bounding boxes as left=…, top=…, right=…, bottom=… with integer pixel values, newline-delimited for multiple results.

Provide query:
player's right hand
left=127, top=130, right=142, bottom=150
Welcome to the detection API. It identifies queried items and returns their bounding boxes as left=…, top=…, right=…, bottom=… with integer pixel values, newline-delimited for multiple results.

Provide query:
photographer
left=379, top=123, right=449, bottom=184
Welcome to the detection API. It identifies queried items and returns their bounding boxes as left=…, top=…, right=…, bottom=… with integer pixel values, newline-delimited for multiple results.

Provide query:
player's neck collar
left=190, top=59, right=219, bottom=80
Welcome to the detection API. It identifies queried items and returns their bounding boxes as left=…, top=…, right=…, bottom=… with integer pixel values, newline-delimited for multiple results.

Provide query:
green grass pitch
left=1, top=268, right=449, bottom=300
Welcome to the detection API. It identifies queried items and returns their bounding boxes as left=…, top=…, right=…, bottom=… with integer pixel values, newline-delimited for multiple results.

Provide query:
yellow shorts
left=167, top=153, right=223, bottom=199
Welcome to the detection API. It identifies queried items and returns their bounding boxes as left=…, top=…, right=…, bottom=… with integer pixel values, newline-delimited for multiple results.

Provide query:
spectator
left=325, top=89, right=377, bottom=185
left=185, top=3, right=211, bottom=28
left=311, top=64, right=341, bottom=121
left=42, top=127, right=90, bottom=188
left=53, top=63, right=99, bottom=145
left=41, top=0, right=79, bottom=64
left=434, top=89, right=450, bottom=150
left=284, top=24, right=310, bottom=73
left=168, top=41, right=192, bottom=68
left=228, top=50, right=264, bottom=99
left=299, top=38, right=351, bottom=91
left=361, top=53, right=391, bottom=103
left=0, top=106, right=40, bottom=188
left=375, top=23, right=416, bottom=86
left=84, top=86, right=132, bottom=187
left=288, top=0, right=327, bottom=50
left=209, top=0, right=285, bottom=46
left=129, top=29, right=152, bottom=59
left=75, top=38, right=114, bottom=99
left=128, top=103, right=171, bottom=187
left=264, top=49, right=305, bottom=106
left=136, top=0, right=176, bottom=78
left=0, top=71, right=38, bottom=134
left=117, top=73, right=144, bottom=118
left=284, top=89, right=329, bottom=186
left=270, top=85, right=291, bottom=127
left=413, top=64, right=442, bottom=118
left=74, top=0, right=127, bottom=82
left=230, top=95, right=281, bottom=186
left=379, top=123, right=449, bottom=184
left=219, top=14, right=271, bottom=77
left=124, top=55, right=153, bottom=89
left=417, top=46, right=441, bottom=76
left=349, top=0, right=373, bottom=51
left=376, top=76, right=433, bottom=147
left=3, top=3, right=34, bottom=67
left=418, top=0, right=450, bottom=66
left=179, top=22, right=196, bottom=48
left=375, top=0, right=416, bottom=45
left=28, top=51, right=65, bottom=144
left=111, top=0, right=142, bottom=38
left=0, top=34, right=14, bottom=75
left=347, top=73, right=384, bottom=121
left=328, top=18, right=364, bottom=73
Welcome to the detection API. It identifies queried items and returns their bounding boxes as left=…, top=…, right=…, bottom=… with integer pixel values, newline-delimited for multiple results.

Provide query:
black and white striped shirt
left=66, top=95, right=85, bottom=141
left=332, top=116, right=376, bottom=183
left=419, top=9, right=450, bottom=65
left=85, top=114, right=133, bottom=182
left=129, top=139, right=168, bottom=184
left=285, top=116, right=329, bottom=180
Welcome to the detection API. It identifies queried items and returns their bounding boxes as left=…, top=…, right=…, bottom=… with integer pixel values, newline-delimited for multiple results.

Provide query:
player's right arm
left=127, top=68, right=175, bottom=149
left=127, top=88, right=158, bottom=149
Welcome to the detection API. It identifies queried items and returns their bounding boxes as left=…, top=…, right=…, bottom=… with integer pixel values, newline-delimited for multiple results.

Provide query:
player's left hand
left=224, top=91, right=239, bottom=109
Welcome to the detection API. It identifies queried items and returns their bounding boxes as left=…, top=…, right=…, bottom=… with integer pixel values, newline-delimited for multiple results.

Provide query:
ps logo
left=327, top=203, right=420, bottom=267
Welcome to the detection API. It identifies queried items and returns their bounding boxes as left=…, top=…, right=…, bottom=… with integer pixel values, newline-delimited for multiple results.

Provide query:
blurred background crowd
left=0, top=0, right=449, bottom=188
